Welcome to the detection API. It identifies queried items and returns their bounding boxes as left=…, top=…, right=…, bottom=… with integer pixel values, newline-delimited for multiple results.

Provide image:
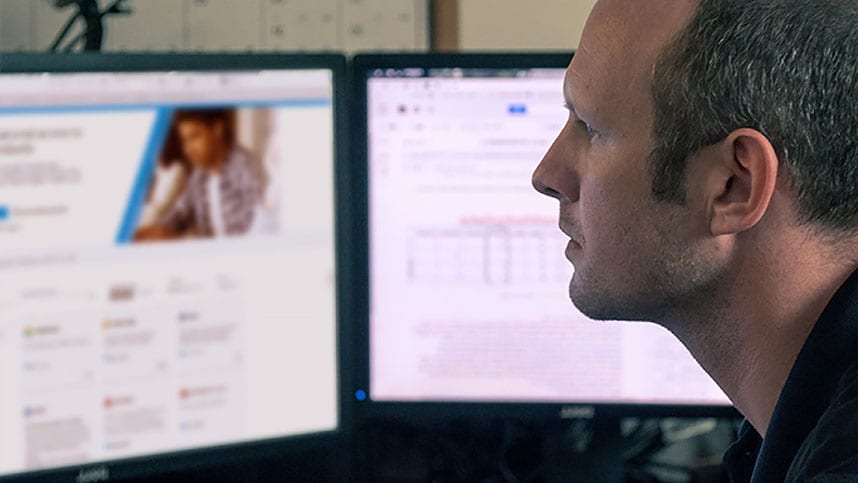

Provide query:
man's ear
left=706, top=128, right=779, bottom=237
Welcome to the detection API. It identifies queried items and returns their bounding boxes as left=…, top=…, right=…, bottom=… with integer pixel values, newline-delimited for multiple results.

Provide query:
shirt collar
left=724, top=420, right=762, bottom=482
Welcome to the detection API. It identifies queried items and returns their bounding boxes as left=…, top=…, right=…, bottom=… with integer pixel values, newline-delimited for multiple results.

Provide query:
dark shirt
left=723, top=269, right=858, bottom=482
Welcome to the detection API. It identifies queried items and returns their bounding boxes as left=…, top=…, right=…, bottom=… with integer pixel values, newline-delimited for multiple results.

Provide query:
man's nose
left=532, top=135, right=579, bottom=203
left=532, top=162, right=562, bottom=200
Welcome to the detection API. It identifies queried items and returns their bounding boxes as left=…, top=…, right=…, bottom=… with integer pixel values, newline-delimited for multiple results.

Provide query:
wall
left=0, top=0, right=429, bottom=52
left=458, top=0, right=595, bottom=51
left=0, top=0, right=595, bottom=53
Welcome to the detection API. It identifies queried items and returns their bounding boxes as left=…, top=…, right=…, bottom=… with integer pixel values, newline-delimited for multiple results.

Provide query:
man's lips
left=559, top=223, right=583, bottom=247
left=565, top=239, right=581, bottom=261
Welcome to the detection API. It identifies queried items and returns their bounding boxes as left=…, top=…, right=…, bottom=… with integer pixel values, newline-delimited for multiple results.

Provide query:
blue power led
left=355, top=389, right=367, bottom=401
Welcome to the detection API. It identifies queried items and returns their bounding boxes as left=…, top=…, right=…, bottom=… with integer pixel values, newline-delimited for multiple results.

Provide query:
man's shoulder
left=787, top=358, right=858, bottom=481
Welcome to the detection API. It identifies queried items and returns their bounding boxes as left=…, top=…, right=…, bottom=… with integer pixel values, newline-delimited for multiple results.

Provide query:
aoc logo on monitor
left=559, top=405, right=596, bottom=420
left=76, top=466, right=110, bottom=483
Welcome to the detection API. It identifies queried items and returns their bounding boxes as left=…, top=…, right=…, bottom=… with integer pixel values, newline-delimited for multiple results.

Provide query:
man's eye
left=563, top=104, right=597, bottom=138
left=578, top=120, right=596, bottom=138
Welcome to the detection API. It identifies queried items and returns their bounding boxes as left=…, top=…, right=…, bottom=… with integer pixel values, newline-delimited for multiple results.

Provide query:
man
left=136, top=109, right=261, bottom=240
left=532, top=0, right=858, bottom=481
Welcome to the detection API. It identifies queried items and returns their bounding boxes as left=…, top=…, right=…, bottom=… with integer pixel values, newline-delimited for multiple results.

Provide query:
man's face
left=532, top=0, right=714, bottom=322
left=176, top=119, right=224, bottom=169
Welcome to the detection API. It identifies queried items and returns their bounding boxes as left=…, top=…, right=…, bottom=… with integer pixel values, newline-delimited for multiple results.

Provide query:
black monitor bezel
left=0, top=53, right=351, bottom=482
left=349, top=52, right=738, bottom=422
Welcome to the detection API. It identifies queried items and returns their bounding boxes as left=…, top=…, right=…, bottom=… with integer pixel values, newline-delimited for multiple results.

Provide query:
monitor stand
left=543, top=416, right=625, bottom=482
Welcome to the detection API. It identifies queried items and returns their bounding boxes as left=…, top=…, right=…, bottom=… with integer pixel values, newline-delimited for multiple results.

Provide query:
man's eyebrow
left=564, top=83, right=598, bottom=121
left=562, top=81, right=576, bottom=111
left=563, top=94, right=586, bottom=119
left=564, top=99, right=577, bottom=112
left=563, top=75, right=586, bottom=117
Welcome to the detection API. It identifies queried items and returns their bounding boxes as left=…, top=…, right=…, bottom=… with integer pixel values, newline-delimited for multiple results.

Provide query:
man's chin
left=569, top=278, right=611, bottom=321
left=568, top=276, right=639, bottom=322
left=569, top=279, right=666, bottom=324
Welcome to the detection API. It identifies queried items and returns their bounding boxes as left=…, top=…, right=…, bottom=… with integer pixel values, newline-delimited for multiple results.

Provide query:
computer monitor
left=0, top=54, right=346, bottom=481
left=352, top=53, right=733, bottom=419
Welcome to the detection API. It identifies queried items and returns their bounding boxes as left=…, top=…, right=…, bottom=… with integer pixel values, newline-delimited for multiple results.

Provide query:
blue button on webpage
left=508, top=104, right=527, bottom=115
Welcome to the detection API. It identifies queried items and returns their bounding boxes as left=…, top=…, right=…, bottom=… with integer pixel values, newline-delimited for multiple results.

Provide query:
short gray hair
left=650, top=0, right=858, bottom=234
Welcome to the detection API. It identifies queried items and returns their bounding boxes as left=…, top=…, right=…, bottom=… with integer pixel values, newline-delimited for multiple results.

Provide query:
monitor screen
left=0, top=60, right=339, bottom=477
left=364, top=58, right=730, bottom=408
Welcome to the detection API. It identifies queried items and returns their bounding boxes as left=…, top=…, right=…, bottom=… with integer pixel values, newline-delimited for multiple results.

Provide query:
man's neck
left=664, top=233, right=857, bottom=437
